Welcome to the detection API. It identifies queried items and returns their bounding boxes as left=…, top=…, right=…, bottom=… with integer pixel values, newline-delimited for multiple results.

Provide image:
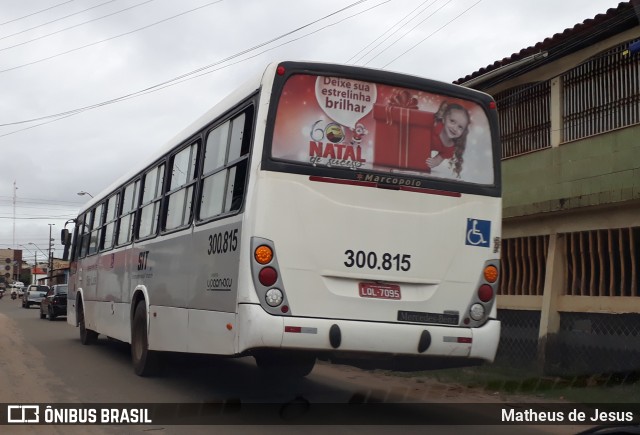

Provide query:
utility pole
left=13, top=181, right=17, bottom=250
left=48, top=224, right=55, bottom=285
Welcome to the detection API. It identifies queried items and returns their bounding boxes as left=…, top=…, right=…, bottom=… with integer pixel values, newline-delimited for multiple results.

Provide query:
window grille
left=565, top=227, right=640, bottom=296
left=494, top=81, right=551, bottom=159
left=562, top=40, right=640, bottom=142
left=499, top=236, right=549, bottom=295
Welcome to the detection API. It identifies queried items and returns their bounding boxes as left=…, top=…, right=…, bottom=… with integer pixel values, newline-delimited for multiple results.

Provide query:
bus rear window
left=271, top=74, right=495, bottom=185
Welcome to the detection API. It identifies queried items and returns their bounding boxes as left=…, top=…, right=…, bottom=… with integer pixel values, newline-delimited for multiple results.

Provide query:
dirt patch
left=0, top=314, right=110, bottom=434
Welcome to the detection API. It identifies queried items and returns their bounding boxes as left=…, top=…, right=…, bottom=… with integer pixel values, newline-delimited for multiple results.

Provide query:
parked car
left=22, top=285, right=49, bottom=308
left=40, top=285, right=67, bottom=320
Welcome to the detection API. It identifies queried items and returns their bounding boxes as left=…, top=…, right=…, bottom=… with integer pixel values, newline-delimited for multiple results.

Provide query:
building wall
left=480, top=24, right=640, bottom=375
left=503, top=125, right=640, bottom=219
left=0, top=249, right=23, bottom=283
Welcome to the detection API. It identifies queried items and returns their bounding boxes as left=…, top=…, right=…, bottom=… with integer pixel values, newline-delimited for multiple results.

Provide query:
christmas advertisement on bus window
left=271, top=74, right=494, bottom=184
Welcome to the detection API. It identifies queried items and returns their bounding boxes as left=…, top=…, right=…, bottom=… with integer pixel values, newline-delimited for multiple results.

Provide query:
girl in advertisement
left=426, top=101, right=471, bottom=178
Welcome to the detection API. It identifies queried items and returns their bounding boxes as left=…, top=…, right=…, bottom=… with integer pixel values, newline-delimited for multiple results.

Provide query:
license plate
left=358, top=282, right=401, bottom=300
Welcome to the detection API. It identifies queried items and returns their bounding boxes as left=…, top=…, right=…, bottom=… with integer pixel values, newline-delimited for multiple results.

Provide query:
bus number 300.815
left=207, top=229, right=238, bottom=255
left=344, top=250, right=411, bottom=271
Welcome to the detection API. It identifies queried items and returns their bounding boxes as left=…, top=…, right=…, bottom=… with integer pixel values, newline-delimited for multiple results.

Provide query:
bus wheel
left=131, top=302, right=161, bottom=377
left=78, top=299, right=98, bottom=345
left=255, top=352, right=316, bottom=378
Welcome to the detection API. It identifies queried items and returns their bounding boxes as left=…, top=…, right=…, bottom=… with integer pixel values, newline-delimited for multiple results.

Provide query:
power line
left=348, top=0, right=441, bottom=65
left=0, top=0, right=117, bottom=42
left=364, top=0, right=452, bottom=66
left=0, top=1, right=75, bottom=26
left=383, top=0, right=482, bottom=68
left=0, top=205, right=80, bottom=211
left=0, top=195, right=85, bottom=205
left=0, top=216, right=75, bottom=220
left=0, top=0, right=224, bottom=75
left=0, top=0, right=156, bottom=53
left=0, top=0, right=381, bottom=133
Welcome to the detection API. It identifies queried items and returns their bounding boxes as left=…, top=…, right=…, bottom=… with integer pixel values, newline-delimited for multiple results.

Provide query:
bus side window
left=138, top=163, right=165, bottom=239
left=165, top=142, right=198, bottom=231
left=200, top=121, right=230, bottom=219
left=200, top=107, right=252, bottom=220
left=117, top=180, right=139, bottom=246
left=79, top=209, right=94, bottom=258
left=74, top=214, right=86, bottom=260
left=101, top=193, right=119, bottom=251
left=88, top=203, right=103, bottom=256
left=227, top=160, right=247, bottom=212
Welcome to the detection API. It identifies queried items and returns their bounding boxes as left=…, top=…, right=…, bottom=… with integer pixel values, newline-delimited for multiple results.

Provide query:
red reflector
left=276, top=65, right=285, bottom=75
left=285, top=326, right=301, bottom=333
left=478, top=284, right=493, bottom=302
left=258, top=267, right=277, bottom=286
left=458, top=337, right=472, bottom=343
left=281, top=305, right=289, bottom=313
left=489, top=101, right=496, bottom=109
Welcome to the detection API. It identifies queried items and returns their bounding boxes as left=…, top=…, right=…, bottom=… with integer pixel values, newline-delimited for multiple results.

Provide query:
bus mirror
left=61, top=229, right=71, bottom=246
left=61, top=229, right=71, bottom=261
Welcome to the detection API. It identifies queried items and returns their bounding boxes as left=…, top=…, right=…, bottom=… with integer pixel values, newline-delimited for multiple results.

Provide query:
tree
left=20, top=269, right=31, bottom=285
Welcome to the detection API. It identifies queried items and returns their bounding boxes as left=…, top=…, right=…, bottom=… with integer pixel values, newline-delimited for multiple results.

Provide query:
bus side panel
left=94, top=249, right=129, bottom=342
left=131, top=231, right=193, bottom=310
left=189, top=218, right=243, bottom=313
left=67, top=262, right=78, bottom=327
left=186, top=309, right=237, bottom=354
left=148, top=305, right=189, bottom=352
left=92, top=248, right=130, bottom=341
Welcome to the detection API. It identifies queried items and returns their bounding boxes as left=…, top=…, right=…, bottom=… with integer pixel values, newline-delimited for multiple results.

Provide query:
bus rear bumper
left=237, top=304, right=500, bottom=364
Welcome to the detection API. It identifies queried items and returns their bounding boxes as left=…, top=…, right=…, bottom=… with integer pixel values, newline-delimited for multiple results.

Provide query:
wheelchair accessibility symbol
left=466, top=219, right=491, bottom=247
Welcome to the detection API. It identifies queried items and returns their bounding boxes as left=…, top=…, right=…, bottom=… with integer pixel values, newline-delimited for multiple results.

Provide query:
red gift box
left=373, top=92, right=434, bottom=171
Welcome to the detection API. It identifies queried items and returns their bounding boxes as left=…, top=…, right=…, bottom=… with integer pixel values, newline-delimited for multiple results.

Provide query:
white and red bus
left=62, top=61, right=502, bottom=377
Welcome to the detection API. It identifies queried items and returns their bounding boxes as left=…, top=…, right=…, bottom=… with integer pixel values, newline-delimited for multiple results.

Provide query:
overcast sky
left=0, top=0, right=626, bottom=260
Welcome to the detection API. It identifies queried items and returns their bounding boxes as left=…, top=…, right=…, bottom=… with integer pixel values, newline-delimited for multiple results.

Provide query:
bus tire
left=255, top=352, right=316, bottom=378
left=78, top=298, right=98, bottom=345
left=131, top=302, right=161, bottom=377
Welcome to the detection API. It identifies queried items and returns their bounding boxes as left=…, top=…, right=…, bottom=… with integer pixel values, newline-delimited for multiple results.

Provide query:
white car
left=22, top=285, right=49, bottom=308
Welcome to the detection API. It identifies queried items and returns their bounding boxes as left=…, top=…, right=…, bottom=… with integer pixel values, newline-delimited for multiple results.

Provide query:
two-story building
left=456, top=1, right=640, bottom=375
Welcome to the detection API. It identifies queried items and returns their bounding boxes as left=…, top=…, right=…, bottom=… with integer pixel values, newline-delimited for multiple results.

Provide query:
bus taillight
left=469, top=303, right=485, bottom=321
left=265, top=288, right=284, bottom=307
left=483, top=265, right=498, bottom=283
left=259, top=267, right=278, bottom=286
left=478, top=284, right=493, bottom=302
left=255, top=245, right=273, bottom=264
left=251, top=237, right=292, bottom=316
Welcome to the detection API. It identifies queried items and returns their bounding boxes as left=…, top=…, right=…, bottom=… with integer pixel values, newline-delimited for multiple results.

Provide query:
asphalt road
left=0, top=296, right=590, bottom=434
